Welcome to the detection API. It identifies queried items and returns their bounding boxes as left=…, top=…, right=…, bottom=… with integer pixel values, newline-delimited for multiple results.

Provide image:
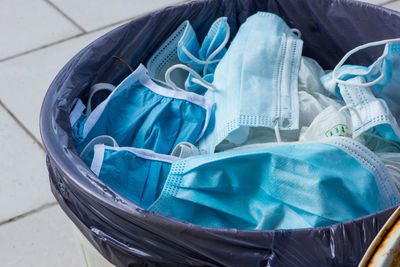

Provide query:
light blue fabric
left=198, top=12, right=303, bottom=152
left=320, top=65, right=370, bottom=97
left=339, top=76, right=400, bottom=143
left=184, top=73, right=214, bottom=95
left=149, top=137, right=400, bottom=230
left=321, top=39, right=400, bottom=143
left=72, top=64, right=214, bottom=156
left=146, top=17, right=229, bottom=91
left=79, top=135, right=118, bottom=166
left=91, top=144, right=179, bottom=209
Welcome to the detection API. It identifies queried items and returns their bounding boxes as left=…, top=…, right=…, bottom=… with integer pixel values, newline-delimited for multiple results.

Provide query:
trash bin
left=39, top=0, right=400, bottom=266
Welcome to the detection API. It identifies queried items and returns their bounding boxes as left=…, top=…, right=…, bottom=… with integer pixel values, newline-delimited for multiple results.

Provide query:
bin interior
left=40, top=0, right=400, bottom=266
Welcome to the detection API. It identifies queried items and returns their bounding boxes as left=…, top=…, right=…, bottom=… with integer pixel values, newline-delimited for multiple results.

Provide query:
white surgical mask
left=300, top=105, right=351, bottom=141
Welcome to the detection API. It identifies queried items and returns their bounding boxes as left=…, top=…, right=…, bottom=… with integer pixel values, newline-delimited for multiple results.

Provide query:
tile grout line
left=0, top=100, right=45, bottom=152
left=0, top=0, right=192, bottom=63
left=0, top=202, right=58, bottom=226
left=44, top=0, right=87, bottom=33
left=0, top=0, right=394, bottom=63
left=0, top=32, right=86, bottom=63
left=0, top=17, right=130, bottom=63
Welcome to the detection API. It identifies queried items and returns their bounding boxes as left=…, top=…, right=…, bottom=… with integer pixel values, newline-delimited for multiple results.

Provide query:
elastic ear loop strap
left=165, top=64, right=216, bottom=91
left=202, top=21, right=231, bottom=75
left=180, top=21, right=230, bottom=76
left=332, top=38, right=400, bottom=87
left=80, top=135, right=119, bottom=159
left=86, top=83, right=116, bottom=115
left=274, top=121, right=282, bottom=143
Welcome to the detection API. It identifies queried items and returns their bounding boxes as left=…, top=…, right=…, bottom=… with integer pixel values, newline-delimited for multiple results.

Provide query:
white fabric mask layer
left=300, top=105, right=351, bottom=141
left=298, top=56, right=326, bottom=95
left=298, top=91, right=324, bottom=128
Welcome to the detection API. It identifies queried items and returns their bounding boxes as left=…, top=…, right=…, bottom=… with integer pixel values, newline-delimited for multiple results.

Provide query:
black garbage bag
left=40, top=0, right=400, bottom=266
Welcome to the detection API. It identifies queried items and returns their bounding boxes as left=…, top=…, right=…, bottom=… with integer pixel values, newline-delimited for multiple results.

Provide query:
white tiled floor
left=49, top=0, right=190, bottom=32
left=0, top=205, right=81, bottom=267
left=0, top=0, right=82, bottom=61
left=0, top=25, right=123, bottom=142
left=0, top=106, right=53, bottom=223
left=384, top=0, right=400, bottom=10
left=0, top=0, right=399, bottom=267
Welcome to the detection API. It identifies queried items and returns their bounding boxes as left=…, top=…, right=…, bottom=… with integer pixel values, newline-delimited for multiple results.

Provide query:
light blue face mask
left=149, top=137, right=400, bottom=230
left=320, top=65, right=371, bottom=97
left=90, top=144, right=179, bottom=209
left=72, top=64, right=214, bottom=155
left=198, top=12, right=303, bottom=152
left=147, top=17, right=230, bottom=91
left=323, top=39, right=400, bottom=143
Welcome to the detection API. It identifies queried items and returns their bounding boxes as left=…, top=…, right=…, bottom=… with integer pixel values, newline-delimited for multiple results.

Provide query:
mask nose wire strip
left=274, top=121, right=282, bottom=143
left=165, top=64, right=216, bottom=91
left=202, top=21, right=230, bottom=76
left=338, top=104, right=363, bottom=123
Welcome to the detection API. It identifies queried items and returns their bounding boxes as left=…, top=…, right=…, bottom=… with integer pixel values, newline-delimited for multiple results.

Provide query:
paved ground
left=0, top=0, right=399, bottom=266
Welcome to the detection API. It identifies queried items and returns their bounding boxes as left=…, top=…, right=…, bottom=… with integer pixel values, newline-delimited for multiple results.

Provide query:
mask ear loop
left=180, top=22, right=230, bottom=76
left=291, top=28, right=302, bottom=39
left=165, top=64, right=216, bottom=91
left=337, top=104, right=363, bottom=138
left=202, top=21, right=230, bottom=76
left=338, top=104, right=363, bottom=123
left=332, top=38, right=400, bottom=87
left=180, top=46, right=221, bottom=65
left=80, top=135, right=119, bottom=159
left=274, top=121, right=282, bottom=143
left=85, top=83, right=116, bottom=115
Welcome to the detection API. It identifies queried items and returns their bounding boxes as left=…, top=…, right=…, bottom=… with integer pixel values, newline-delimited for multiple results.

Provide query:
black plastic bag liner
left=40, top=0, right=400, bottom=266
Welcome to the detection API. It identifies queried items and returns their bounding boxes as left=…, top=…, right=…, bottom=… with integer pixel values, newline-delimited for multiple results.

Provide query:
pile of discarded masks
left=69, top=12, right=400, bottom=231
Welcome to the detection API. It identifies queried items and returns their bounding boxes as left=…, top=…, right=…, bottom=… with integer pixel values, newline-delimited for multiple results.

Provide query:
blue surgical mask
left=72, top=64, right=214, bottom=156
left=149, top=137, right=400, bottom=230
left=324, top=39, right=400, bottom=143
left=147, top=17, right=230, bottom=91
left=198, top=12, right=303, bottom=152
left=91, top=144, right=179, bottom=209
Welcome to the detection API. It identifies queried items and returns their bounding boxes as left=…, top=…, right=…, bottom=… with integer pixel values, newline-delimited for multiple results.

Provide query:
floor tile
left=383, top=1, right=400, bottom=11
left=0, top=205, right=81, bottom=267
left=0, top=0, right=82, bottom=61
left=49, top=0, right=189, bottom=32
left=0, top=106, right=54, bottom=222
left=0, top=25, right=119, bottom=143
